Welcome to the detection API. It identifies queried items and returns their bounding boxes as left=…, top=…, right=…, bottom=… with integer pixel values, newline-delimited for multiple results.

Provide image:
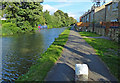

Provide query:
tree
left=2, top=2, right=44, bottom=33
left=2, top=2, right=77, bottom=34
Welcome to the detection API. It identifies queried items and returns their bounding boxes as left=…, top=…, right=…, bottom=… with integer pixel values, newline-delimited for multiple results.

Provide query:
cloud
left=53, top=3, right=72, bottom=8
left=42, top=4, right=58, bottom=15
left=68, top=13, right=76, bottom=19
left=42, top=4, right=77, bottom=19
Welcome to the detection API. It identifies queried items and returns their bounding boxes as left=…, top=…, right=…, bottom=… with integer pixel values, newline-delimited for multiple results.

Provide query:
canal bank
left=2, top=27, right=66, bottom=81
left=16, top=27, right=71, bottom=81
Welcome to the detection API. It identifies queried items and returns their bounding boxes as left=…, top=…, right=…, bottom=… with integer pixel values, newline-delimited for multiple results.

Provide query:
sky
left=41, top=0, right=111, bottom=22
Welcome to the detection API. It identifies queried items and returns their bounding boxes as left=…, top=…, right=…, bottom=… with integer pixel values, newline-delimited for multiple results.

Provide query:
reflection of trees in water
left=2, top=33, right=44, bottom=81
left=2, top=28, right=66, bottom=81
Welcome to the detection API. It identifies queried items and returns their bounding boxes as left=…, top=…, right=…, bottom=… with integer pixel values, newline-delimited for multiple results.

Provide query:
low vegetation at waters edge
left=16, top=27, right=70, bottom=81
left=80, top=31, right=120, bottom=82
left=1, top=2, right=77, bottom=36
left=80, top=32, right=101, bottom=37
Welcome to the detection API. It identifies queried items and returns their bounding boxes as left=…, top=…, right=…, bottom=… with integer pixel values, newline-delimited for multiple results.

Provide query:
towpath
left=44, top=27, right=117, bottom=82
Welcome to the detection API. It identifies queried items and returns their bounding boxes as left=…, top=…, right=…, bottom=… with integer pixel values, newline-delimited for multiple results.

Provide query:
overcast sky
left=42, top=0, right=112, bottom=22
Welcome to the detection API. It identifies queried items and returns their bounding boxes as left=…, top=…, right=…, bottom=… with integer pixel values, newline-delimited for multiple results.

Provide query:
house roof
left=80, top=1, right=113, bottom=18
left=105, top=1, right=112, bottom=6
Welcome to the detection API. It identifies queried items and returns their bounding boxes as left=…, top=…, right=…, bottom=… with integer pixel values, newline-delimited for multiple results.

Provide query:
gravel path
left=44, top=28, right=118, bottom=82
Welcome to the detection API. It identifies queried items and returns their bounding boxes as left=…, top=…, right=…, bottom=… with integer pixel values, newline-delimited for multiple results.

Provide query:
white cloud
left=42, top=4, right=58, bottom=15
left=42, top=4, right=77, bottom=19
left=53, top=3, right=72, bottom=8
left=68, top=13, right=76, bottom=19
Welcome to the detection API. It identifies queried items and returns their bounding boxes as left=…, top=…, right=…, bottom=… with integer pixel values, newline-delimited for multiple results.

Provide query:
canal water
left=1, top=28, right=66, bottom=81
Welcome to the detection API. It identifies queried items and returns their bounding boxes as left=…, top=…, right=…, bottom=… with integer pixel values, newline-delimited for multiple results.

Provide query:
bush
left=20, top=21, right=33, bottom=32
left=47, top=25, right=53, bottom=29
left=2, top=22, right=21, bottom=35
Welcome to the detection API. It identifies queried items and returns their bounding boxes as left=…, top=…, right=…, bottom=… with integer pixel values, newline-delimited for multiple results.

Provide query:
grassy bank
left=80, top=31, right=120, bottom=81
left=16, top=27, right=70, bottom=81
left=80, top=32, right=101, bottom=37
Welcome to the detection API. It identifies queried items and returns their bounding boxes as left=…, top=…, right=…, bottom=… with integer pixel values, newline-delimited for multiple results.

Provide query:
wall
left=87, top=27, right=120, bottom=42
left=118, top=1, right=120, bottom=43
left=118, top=1, right=120, bottom=22
left=106, top=2, right=118, bottom=22
left=94, top=4, right=106, bottom=24
left=108, top=28, right=120, bottom=41
left=79, top=26, right=120, bottom=42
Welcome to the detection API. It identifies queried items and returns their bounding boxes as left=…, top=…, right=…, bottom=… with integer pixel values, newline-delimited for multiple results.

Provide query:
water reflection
left=2, top=28, right=65, bottom=81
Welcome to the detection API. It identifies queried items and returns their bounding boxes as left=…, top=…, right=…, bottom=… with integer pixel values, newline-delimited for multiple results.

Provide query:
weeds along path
left=45, top=28, right=118, bottom=81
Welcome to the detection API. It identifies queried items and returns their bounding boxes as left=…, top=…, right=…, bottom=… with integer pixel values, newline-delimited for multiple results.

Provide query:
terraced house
left=78, top=1, right=120, bottom=42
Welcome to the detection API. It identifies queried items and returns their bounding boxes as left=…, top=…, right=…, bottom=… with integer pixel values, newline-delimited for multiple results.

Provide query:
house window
left=84, top=17, right=85, bottom=22
left=87, top=15, right=89, bottom=22
left=90, top=12, right=93, bottom=22
left=112, top=2, right=118, bottom=11
left=108, top=5, right=110, bottom=11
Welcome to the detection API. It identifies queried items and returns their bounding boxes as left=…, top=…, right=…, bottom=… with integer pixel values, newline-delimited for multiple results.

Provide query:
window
left=116, top=3, right=118, bottom=8
left=108, top=5, right=110, bottom=11
left=112, top=2, right=118, bottom=11
left=91, top=12, right=93, bottom=22
left=87, top=15, right=89, bottom=22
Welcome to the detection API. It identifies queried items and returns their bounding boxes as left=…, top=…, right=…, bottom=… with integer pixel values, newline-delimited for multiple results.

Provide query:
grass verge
left=16, top=27, right=70, bottom=81
left=80, top=31, right=101, bottom=37
left=80, top=32, right=120, bottom=82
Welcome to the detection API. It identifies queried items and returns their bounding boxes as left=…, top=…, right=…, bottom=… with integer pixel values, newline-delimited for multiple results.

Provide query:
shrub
left=2, top=22, right=21, bottom=35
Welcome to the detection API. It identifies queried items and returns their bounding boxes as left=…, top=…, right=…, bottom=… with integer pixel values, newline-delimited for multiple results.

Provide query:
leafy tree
left=2, top=2, right=77, bottom=35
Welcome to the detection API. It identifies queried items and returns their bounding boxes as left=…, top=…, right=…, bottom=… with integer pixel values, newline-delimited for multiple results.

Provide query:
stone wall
left=87, top=27, right=93, bottom=32
left=94, top=28, right=106, bottom=36
left=108, top=28, right=120, bottom=42
left=94, top=27, right=119, bottom=42
left=80, top=26, right=120, bottom=42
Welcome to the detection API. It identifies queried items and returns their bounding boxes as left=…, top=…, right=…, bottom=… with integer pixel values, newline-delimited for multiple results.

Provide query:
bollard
left=75, top=64, right=88, bottom=82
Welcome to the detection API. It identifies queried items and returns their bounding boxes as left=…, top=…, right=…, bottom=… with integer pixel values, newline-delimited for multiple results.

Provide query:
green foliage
left=80, top=32, right=101, bottom=37
left=80, top=32, right=120, bottom=82
left=16, top=27, right=71, bottom=81
left=2, top=2, right=77, bottom=35
left=20, top=21, right=33, bottom=32
left=37, top=15, right=45, bottom=25
left=44, top=10, right=77, bottom=28
left=0, top=10, right=2, bottom=16
left=2, top=22, right=22, bottom=35
left=4, top=3, right=19, bottom=18
left=1, top=2, right=43, bottom=35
